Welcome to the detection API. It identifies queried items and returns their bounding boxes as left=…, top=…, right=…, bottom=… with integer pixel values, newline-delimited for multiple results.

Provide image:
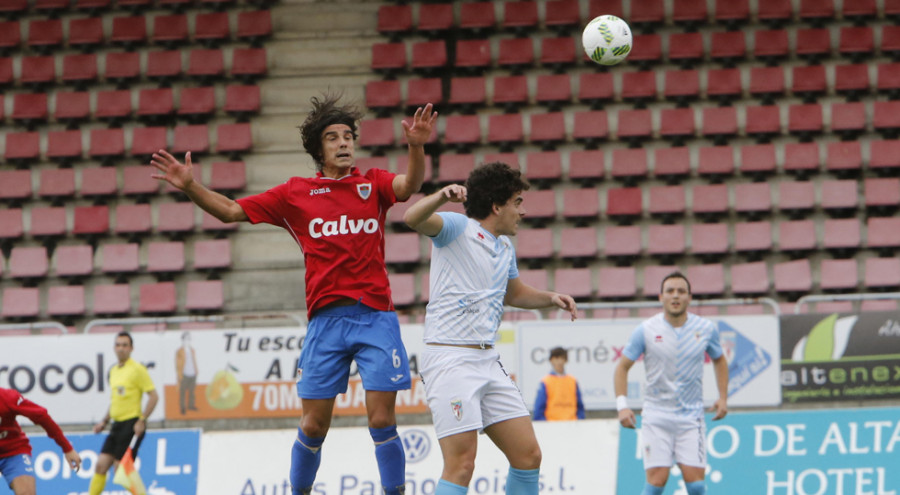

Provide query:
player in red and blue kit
left=0, top=388, right=82, bottom=495
left=151, top=94, right=438, bottom=495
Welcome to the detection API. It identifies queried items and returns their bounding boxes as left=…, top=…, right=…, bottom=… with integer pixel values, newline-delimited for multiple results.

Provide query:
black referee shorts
left=100, top=418, right=145, bottom=460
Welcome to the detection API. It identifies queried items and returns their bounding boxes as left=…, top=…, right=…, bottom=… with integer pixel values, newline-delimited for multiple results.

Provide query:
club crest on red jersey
left=451, top=399, right=463, bottom=421
left=357, top=183, right=372, bottom=200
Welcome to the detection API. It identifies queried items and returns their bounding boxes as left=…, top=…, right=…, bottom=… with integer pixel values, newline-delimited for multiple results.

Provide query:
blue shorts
left=0, top=453, right=34, bottom=486
left=297, top=301, right=412, bottom=399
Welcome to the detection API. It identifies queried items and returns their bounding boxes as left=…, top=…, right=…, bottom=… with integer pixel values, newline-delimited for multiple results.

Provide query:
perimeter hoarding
left=198, top=419, right=619, bottom=495
left=616, top=407, right=900, bottom=495
left=516, top=315, right=782, bottom=411
left=0, top=429, right=200, bottom=495
left=780, top=311, right=900, bottom=403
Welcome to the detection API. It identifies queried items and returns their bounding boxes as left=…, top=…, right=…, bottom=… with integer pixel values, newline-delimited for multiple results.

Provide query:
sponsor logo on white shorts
left=451, top=399, right=463, bottom=421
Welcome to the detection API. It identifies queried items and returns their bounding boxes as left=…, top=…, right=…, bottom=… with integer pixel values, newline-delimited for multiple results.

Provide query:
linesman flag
left=113, top=435, right=147, bottom=495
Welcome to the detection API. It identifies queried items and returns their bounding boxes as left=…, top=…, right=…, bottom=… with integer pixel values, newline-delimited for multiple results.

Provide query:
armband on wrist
left=616, top=395, right=628, bottom=412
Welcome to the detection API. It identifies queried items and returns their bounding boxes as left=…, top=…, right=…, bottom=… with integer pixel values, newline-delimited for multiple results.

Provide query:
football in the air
left=582, top=15, right=633, bottom=66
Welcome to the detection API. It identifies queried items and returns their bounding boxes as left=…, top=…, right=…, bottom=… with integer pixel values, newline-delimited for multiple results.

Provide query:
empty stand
left=572, top=110, right=608, bottom=148
left=690, top=223, right=729, bottom=259
left=820, top=259, right=858, bottom=292
left=687, top=264, right=726, bottom=297
left=774, top=259, right=812, bottom=296
left=193, top=238, right=231, bottom=271
left=185, top=280, right=224, bottom=312
left=597, top=267, right=636, bottom=299
left=47, top=286, right=86, bottom=318
left=92, top=284, right=131, bottom=315
left=778, top=219, right=816, bottom=256
left=1, top=288, right=39, bottom=319
left=864, top=258, right=900, bottom=290
left=734, top=221, right=772, bottom=257
left=68, top=18, right=104, bottom=51
left=54, top=245, right=94, bottom=279
left=39, top=168, right=76, bottom=203
left=9, top=246, right=49, bottom=280
left=30, top=207, right=67, bottom=239
left=731, top=261, right=770, bottom=295
left=139, top=282, right=177, bottom=314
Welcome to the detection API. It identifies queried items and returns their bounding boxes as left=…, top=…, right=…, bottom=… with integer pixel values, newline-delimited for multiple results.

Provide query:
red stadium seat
left=562, top=188, right=600, bottom=222
left=673, top=0, right=708, bottom=28
left=749, top=67, right=785, bottom=103
left=734, top=221, right=772, bottom=256
left=823, top=218, right=861, bottom=256
left=48, top=286, right=86, bottom=318
left=448, top=77, right=486, bottom=113
left=0, top=0, right=27, bottom=17
left=567, top=150, right=605, bottom=184
left=668, top=32, right=704, bottom=68
left=559, top=227, right=597, bottom=260
left=715, top=0, right=749, bottom=27
left=792, top=65, right=827, bottom=102
left=157, top=202, right=195, bottom=234
left=503, top=1, right=538, bottom=33
left=535, top=74, right=571, bottom=109
left=690, top=223, right=729, bottom=259
left=730, top=261, right=770, bottom=295
left=146, top=50, right=183, bottom=84
left=80, top=167, right=118, bottom=198
left=744, top=105, right=781, bottom=142
left=642, top=265, right=678, bottom=298
left=864, top=178, right=900, bottom=213
left=873, top=101, right=900, bottom=138
left=691, top=184, right=728, bottom=219
left=753, top=29, right=789, bottom=64
left=137, top=88, right=175, bottom=122
left=830, top=102, right=866, bottom=139
left=777, top=181, right=815, bottom=217
left=539, top=37, right=576, bottom=69
left=115, top=203, right=152, bottom=236
left=9, top=246, right=49, bottom=280
left=68, top=17, right=104, bottom=51
left=39, top=168, right=76, bottom=202
left=152, top=14, right=188, bottom=47
left=172, top=124, right=209, bottom=155
left=12, top=93, right=48, bottom=128
left=193, top=238, right=231, bottom=271
left=869, top=140, right=900, bottom=175
left=820, top=259, right=858, bottom=292
left=648, top=185, right=686, bottom=219
left=697, top=146, right=735, bottom=181
left=110, top=15, right=147, bottom=49
left=28, top=19, right=63, bottom=52
left=554, top=268, right=594, bottom=300
left=417, top=3, right=453, bottom=36
left=459, top=2, right=496, bottom=35
left=139, top=282, right=177, bottom=314
left=376, top=4, right=411, bottom=37
left=104, top=52, right=141, bottom=86
left=365, top=80, right=401, bottom=115
left=839, top=27, right=874, bottom=62
left=778, top=219, right=816, bottom=255
left=664, top=69, right=700, bottom=106
left=411, top=40, right=447, bottom=73
left=659, top=108, right=696, bottom=144
left=616, top=109, right=652, bottom=143
left=490, top=75, right=527, bottom=112
left=516, top=229, right=554, bottom=261
left=444, top=115, right=481, bottom=150
left=5, top=132, right=40, bottom=166
left=497, top=37, right=534, bottom=72
left=589, top=0, right=623, bottom=18
left=647, top=224, right=686, bottom=259
left=621, top=71, right=657, bottom=106
left=734, top=182, right=771, bottom=218
left=20, top=55, right=56, bottom=87
left=209, top=161, right=246, bottom=193
left=92, top=284, right=131, bottom=316
left=529, top=113, right=566, bottom=149
left=54, top=245, right=94, bottom=279
left=30, top=207, right=66, bottom=239
left=577, top=72, right=614, bottom=109
left=437, top=154, right=475, bottom=184
left=178, top=86, right=216, bottom=122
left=236, top=10, right=271, bottom=45
left=710, top=31, right=746, bottom=66
left=653, top=147, right=691, bottom=182
left=610, top=148, right=648, bottom=184
left=628, top=34, right=663, bottom=69
left=131, top=126, right=168, bottom=160
left=864, top=257, right=900, bottom=290
left=799, top=0, right=834, bottom=25
left=795, top=28, right=831, bottom=62
left=0, top=58, right=11, bottom=86
left=230, top=47, right=267, bottom=82
left=835, top=64, right=870, bottom=100
left=122, top=165, right=159, bottom=197
left=525, top=151, right=562, bottom=184
left=89, top=128, right=125, bottom=162
left=0, top=209, right=23, bottom=241
left=597, top=267, right=636, bottom=299
left=194, top=11, right=229, bottom=46
left=774, top=259, right=812, bottom=294
left=385, top=232, right=420, bottom=266
left=215, top=123, right=253, bottom=157
left=1, top=288, right=39, bottom=319
left=603, top=225, right=641, bottom=259
left=62, top=53, right=97, bottom=87
left=95, top=90, right=132, bottom=124
left=187, top=48, right=224, bottom=82
left=883, top=27, right=900, bottom=61
left=820, top=179, right=858, bottom=215
left=825, top=141, right=862, bottom=177
left=455, top=39, right=491, bottom=71
left=572, top=110, right=608, bottom=148
left=186, top=280, right=224, bottom=312
left=74, top=0, right=110, bottom=14
left=606, top=187, right=641, bottom=221
left=630, top=0, right=664, bottom=29
left=783, top=142, right=820, bottom=177
left=371, top=42, right=406, bottom=74
left=843, top=0, right=875, bottom=22
left=224, top=84, right=261, bottom=121
left=101, top=243, right=140, bottom=276
left=788, top=103, right=824, bottom=139
left=54, top=91, right=90, bottom=126
left=687, top=264, right=726, bottom=297
left=520, top=189, right=556, bottom=225
left=739, top=143, right=776, bottom=178
left=545, top=0, right=580, bottom=33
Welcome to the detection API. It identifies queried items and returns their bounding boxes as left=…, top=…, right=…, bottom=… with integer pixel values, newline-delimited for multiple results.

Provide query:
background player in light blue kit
left=404, top=162, right=578, bottom=495
left=614, top=272, right=729, bottom=495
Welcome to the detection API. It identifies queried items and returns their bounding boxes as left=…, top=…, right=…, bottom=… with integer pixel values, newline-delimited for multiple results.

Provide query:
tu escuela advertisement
left=780, top=311, right=900, bottom=403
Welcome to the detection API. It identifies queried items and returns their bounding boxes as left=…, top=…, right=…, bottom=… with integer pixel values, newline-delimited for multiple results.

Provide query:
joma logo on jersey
left=309, top=187, right=331, bottom=196
left=309, top=215, right=379, bottom=238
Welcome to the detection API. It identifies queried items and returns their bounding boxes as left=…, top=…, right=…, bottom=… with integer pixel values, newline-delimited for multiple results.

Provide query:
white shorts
left=419, top=345, right=529, bottom=439
left=640, top=410, right=706, bottom=470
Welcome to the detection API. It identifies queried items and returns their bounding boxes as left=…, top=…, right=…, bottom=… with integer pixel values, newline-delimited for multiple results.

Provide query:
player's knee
left=300, top=416, right=331, bottom=438
left=645, top=468, right=669, bottom=487
left=520, top=443, right=542, bottom=470
left=445, top=456, right=476, bottom=484
left=367, top=412, right=395, bottom=430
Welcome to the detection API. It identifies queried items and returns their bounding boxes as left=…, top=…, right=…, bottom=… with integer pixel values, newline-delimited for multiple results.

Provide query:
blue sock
left=290, top=429, right=324, bottom=495
left=642, top=483, right=664, bottom=495
left=436, top=479, right=468, bottom=494
left=506, top=467, right=539, bottom=495
left=369, top=425, right=405, bottom=494
left=685, top=480, right=706, bottom=495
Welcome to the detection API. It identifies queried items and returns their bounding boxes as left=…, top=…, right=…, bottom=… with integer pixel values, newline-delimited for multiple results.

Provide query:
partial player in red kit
left=151, top=94, right=438, bottom=495
left=0, top=388, right=82, bottom=495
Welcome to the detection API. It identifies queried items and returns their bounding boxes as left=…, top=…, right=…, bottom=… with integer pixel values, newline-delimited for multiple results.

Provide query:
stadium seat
left=842, top=0, right=875, bottom=23
left=411, top=40, right=447, bottom=73
left=104, top=52, right=140, bottom=86
left=730, top=261, right=770, bottom=295
left=539, top=37, right=576, bottom=70
left=673, top=0, right=708, bottom=28
left=101, top=243, right=140, bottom=277
left=39, top=168, right=76, bottom=203
left=0, top=0, right=27, bottom=17
left=774, top=259, right=812, bottom=295
left=688, top=264, right=726, bottom=297
left=710, top=31, right=746, bottom=66
left=444, top=115, right=481, bottom=150
left=589, top=0, right=624, bottom=19
left=516, top=228, right=554, bottom=262
left=384, top=232, right=421, bottom=266
left=873, top=101, right=900, bottom=138
left=172, top=124, right=210, bottom=155
left=734, top=182, right=771, bottom=219
left=788, top=103, right=824, bottom=140
left=792, top=65, right=827, bottom=103
left=738, top=143, right=776, bottom=178
left=820, top=179, right=858, bottom=216
left=497, top=38, right=534, bottom=73
left=157, top=202, right=195, bottom=235
left=529, top=113, right=566, bottom=150
left=621, top=71, right=657, bottom=107
left=12, top=93, right=48, bottom=128
left=139, top=282, right=177, bottom=314
left=567, top=149, right=605, bottom=184
left=1, top=288, right=39, bottom=319
left=121, top=165, right=159, bottom=197
left=455, top=39, right=491, bottom=72
left=503, top=1, right=538, bottom=34
left=839, top=27, right=874, bottom=62
left=215, top=123, right=253, bottom=158
left=152, top=14, right=188, bottom=47
left=30, top=207, right=67, bottom=239
left=89, top=128, right=125, bottom=162
left=525, top=151, right=562, bottom=184
left=95, top=89, right=132, bottom=125
left=884, top=27, right=900, bottom=61
left=864, top=257, right=900, bottom=290
left=783, top=142, right=820, bottom=177
left=137, top=88, right=175, bottom=122
left=659, top=108, right=696, bottom=145
left=799, top=0, right=834, bottom=24
left=0, top=209, right=23, bottom=242
left=744, top=105, right=781, bottom=142
left=448, top=76, right=486, bottom=113
left=869, top=140, right=900, bottom=175
left=68, top=17, right=104, bottom=51
left=647, top=224, right=686, bottom=260
left=616, top=109, right=652, bottom=144
left=757, top=0, right=792, bottom=26
left=545, top=0, right=580, bottom=34
left=825, top=141, right=862, bottom=177
left=5, top=132, right=41, bottom=165
left=653, top=147, right=691, bottom=182
left=777, top=219, right=816, bottom=256
left=54, top=245, right=94, bottom=279
left=577, top=72, right=614, bottom=109
left=48, top=286, right=86, bottom=318
left=610, top=148, right=648, bottom=184
left=459, top=2, right=496, bottom=35
left=20, top=55, right=56, bottom=87
left=236, top=9, right=271, bottom=45
left=777, top=181, right=815, bottom=218
left=691, top=184, right=729, bottom=220
left=830, top=102, right=866, bottom=139
left=185, top=280, right=224, bottom=312
left=491, top=75, right=527, bottom=111
left=365, top=80, right=401, bottom=116
left=628, top=34, right=663, bottom=69
left=231, top=48, right=267, bottom=81
left=603, top=225, right=642, bottom=260
left=668, top=32, right=704, bottom=68
left=664, top=70, right=700, bottom=106
left=753, top=29, right=789, bottom=65
left=74, top=0, right=110, bottom=14
left=606, top=187, right=642, bottom=222
left=389, top=273, right=416, bottom=307
left=795, top=28, right=831, bottom=62
left=92, top=284, right=132, bottom=315
left=630, top=0, right=664, bottom=29
left=648, top=185, right=686, bottom=220
left=690, top=223, right=729, bottom=259
left=701, top=69, right=738, bottom=106
left=110, top=15, right=147, bottom=49
left=437, top=154, right=474, bottom=184
left=80, top=166, right=118, bottom=199
left=554, top=268, right=594, bottom=300
left=146, top=50, right=182, bottom=84
left=130, top=126, right=168, bottom=160
left=28, top=19, right=63, bottom=52
left=115, top=203, right=152, bottom=237
left=562, top=188, right=600, bottom=222
left=518, top=189, right=555, bottom=226
left=572, top=110, right=609, bottom=148
left=749, top=67, right=785, bottom=104
left=187, top=48, right=224, bottom=83
left=9, top=246, right=49, bottom=280
left=559, top=227, right=597, bottom=261
left=117, top=0, right=153, bottom=12
left=371, top=42, right=406, bottom=75
left=178, top=86, right=216, bottom=122
left=193, top=238, right=231, bottom=271
left=642, top=265, right=678, bottom=298
left=535, top=74, right=571, bottom=110
left=417, top=3, right=453, bottom=36
left=834, top=64, right=870, bottom=100
left=0, top=58, right=11, bottom=86
left=819, top=259, right=858, bottom=292
left=864, top=178, right=900, bottom=214
left=734, top=221, right=773, bottom=257
left=823, top=218, right=861, bottom=256
left=209, top=161, right=246, bottom=193
left=697, top=146, right=735, bottom=181
left=597, top=267, right=635, bottom=299
left=62, top=53, right=97, bottom=87
left=194, top=11, right=229, bottom=46
left=54, top=91, right=90, bottom=127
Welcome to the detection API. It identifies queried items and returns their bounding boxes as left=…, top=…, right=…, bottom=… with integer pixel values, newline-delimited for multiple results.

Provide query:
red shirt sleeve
left=13, top=393, right=73, bottom=453
left=235, top=180, right=292, bottom=225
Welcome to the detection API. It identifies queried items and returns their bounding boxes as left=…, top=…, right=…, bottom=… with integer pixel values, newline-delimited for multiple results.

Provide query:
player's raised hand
left=618, top=408, right=636, bottom=429
left=440, top=184, right=467, bottom=203
left=150, top=150, right=195, bottom=191
left=710, top=397, right=728, bottom=420
left=552, top=293, right=578, bottom=321
left=65, top=449, right=82, bottom=472
left=402, top=103, right=438, bottom=147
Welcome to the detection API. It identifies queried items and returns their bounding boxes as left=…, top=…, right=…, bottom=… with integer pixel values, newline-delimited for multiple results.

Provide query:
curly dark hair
left=464, top=162, right=530, bottom=220
left=298, top=92, right=365, bottom=171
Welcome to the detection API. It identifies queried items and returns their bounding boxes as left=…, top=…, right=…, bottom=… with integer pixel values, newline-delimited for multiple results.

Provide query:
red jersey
left=0, top=388, right=72, bottom=457
left=236, top=167, right=399, bottom=319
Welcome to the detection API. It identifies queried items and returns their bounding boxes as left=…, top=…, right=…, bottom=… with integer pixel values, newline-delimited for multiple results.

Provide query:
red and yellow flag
left=113, top=441, right=147, bottom=495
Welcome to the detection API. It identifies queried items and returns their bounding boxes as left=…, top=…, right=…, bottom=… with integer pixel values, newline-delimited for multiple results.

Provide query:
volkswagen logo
left=401, top=429, right=431, bottom=463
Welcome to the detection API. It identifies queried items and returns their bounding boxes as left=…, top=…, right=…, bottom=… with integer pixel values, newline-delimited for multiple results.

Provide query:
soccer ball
left=582, top=15, right=633, bottom=66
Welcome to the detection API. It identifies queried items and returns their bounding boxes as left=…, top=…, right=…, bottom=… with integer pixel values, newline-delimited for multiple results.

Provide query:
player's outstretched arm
left=151, top=150, right=248, bottom=223
left=614, top=357, right=636, bottom=429
left=394, top=103, right=439, bottom=200
left=13, top=392, right=80, bottom=461
left=504, top=277, right=577, bottom=320
left=404, top=184, right=466, bottom=236
left=710, top=355, right=729, bottom=420
left=65, top=449, right=82, bottom=472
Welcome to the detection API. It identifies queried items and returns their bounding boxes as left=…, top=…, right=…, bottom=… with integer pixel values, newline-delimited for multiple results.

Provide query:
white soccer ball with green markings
left=582, top=15, right=632, bottom=66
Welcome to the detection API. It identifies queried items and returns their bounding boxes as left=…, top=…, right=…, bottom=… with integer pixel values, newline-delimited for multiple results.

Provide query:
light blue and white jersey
left=424, top=212, right=519, bottom=346
left=622, top=312, right=723, bottom=418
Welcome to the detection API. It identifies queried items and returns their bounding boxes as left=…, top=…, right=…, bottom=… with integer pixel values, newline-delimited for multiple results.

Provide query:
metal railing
left=83, top=312, right=306, bottom=334
left=555, top=297, right=781, bottom=319
left=794, top=292, right=900, bottom=314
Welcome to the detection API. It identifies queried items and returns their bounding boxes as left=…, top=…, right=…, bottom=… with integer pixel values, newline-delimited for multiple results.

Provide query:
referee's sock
left=506, top=467, right=539, bottom=495
left=642, top=483, right=665, bottom=495
left=290, top=429, right=324, bottom=495
left=88, top=473, right=106, bottom=495
left=685, top=480, right=706, bottom=495
left=370, top=425, right=405, bottom=494
left=436, top=479, right=468, bottom=494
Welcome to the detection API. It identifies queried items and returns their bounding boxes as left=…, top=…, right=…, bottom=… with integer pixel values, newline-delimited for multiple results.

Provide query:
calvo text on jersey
left=308, top=215, right=379, bottom=238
